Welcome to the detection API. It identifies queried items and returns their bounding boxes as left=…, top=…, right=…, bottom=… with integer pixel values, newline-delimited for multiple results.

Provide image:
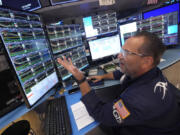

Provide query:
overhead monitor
left=0, top=0, right=41, bottom=11
left=0, top=7, right=59, bottom=108
left=139, top=11, right=179, bottom=46
left=83, top=12, right=117, bottom=39
left=83, top=16, right=99, bottom=39
left=88, top=34, right=121, bottom=61
left=119, top=22, right=137, bottom=46
left=143, top=2, right=180, bottom=23
left=50, top=0, right=80, bottom=5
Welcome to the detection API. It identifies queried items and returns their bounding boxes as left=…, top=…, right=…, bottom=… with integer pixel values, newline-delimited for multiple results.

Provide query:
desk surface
left=0, top=47, right=180, bottom=133
left=158, top=47, right=180, bottom=70
left=65, top=91, right=98, bottom=135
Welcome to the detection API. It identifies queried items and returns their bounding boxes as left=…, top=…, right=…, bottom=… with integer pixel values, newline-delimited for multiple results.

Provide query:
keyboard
left=45, top=96, right=72, bottom=135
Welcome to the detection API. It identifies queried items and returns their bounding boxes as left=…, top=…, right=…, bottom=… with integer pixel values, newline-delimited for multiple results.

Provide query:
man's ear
left=142, top=56, right=154, bottom=68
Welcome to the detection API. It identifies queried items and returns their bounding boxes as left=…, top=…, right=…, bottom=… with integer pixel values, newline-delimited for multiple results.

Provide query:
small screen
left=0, top=7, right=59, bottom=107
left=83, top=16, right=99, bottom=38
left=88, top=34, right=121, bottom=60
left=50, top=0, right=79, bottom=5
left=143, top=3, right=179, bottom=23
left=1, top=0, right=41, bottom=11
left=119, top=22, right=137, bottom=46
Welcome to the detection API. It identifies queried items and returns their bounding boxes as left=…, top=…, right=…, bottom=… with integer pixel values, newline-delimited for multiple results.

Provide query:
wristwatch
left=76, top=76, right=86, bottom=85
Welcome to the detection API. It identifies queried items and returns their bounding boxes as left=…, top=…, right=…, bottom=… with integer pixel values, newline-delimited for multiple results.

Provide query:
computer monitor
left=0, top=7, right=59, bottom=108
left=143, top=2, right=180, bottom=23
left=119, top=22, right=137, bottom=46
left=83, top=12, right=117, bottom=39
left=139, top=11, right=179, bottom=46
left=0, top=0, right=41, bottom=11
left=88, top=34, right=121, bottom=61
left=50, top=0, right=80, bottom=6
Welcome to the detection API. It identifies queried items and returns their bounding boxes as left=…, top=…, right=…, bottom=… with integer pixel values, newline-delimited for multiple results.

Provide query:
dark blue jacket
left=81, top=67, right=180, bottom=135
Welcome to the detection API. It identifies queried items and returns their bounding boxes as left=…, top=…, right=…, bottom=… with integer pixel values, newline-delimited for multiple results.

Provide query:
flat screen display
left=0, top=0, right=41, bottom=11
left=140, top=11, right=179, bottom=46
left=143, top=3, right=180, bottom=23
left=88, top=34, right=121, bottom=60
left=50, top=0, right=79, bottom=5
left=83, top=12, right=117, bottom=39
left=119, top=22, right=137, bottom=46
left=83, top=16, right=99, bottom=38
left=0, top=7, right=59, bottom=108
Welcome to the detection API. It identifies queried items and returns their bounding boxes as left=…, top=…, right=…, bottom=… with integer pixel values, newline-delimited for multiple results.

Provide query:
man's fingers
left=57, top=58, right=63, bottom=64
left=68, top=58, right=73, bottom=65
left=63, top=56, right=68, bottom=62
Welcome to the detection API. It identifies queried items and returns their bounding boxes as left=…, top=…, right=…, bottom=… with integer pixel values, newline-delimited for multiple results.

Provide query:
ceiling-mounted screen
left=83, top=12, right=117, bottom=39
left=140, top=11, right=179, bottom=46
left=143, top=3, right=179, bottom=23
left=0, top=0, right=41, bottom=11
left=50, top=0, right=80, bottom=6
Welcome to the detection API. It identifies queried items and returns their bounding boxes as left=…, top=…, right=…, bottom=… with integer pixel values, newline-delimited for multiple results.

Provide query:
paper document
left=71, top=101, right=95, bottom=130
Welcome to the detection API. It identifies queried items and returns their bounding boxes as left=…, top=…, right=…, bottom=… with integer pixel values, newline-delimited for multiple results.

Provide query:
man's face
left=117, top=36, right=146, bottom=78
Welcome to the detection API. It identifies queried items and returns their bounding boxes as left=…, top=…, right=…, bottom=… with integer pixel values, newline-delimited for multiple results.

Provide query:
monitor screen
left=119, top=22, right=137, bottom=46
left=83, top=16, right=98, bottom=38
left=0, top=0, right=41, bottom=11
left=0, top=7, right=59, bottom=108
left=83, top=12, right=117, bottom=39
left=139, top=11, right=179, bottom=46
left=88, top=34, right=121, bottom=60
left=50, top=0, right=80, bottom=6
left=143, top=3, right=180, bottom=23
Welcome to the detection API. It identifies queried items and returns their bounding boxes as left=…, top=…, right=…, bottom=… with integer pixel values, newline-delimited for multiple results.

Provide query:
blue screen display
left=168, top=25, right=178, bottom=34
left=1, top=0, right=41, bottom=11
left=143, top=3, right=179, bottom=22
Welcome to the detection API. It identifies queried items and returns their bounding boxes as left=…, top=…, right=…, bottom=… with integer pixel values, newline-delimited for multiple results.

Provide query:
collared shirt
left=81, top=67, right=180, bottom=135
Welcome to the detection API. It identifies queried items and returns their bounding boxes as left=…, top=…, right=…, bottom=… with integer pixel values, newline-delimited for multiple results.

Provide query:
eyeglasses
left=120, top=48, right=148, bottom=57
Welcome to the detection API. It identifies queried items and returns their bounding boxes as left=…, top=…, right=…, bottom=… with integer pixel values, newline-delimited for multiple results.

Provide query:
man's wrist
left=76, top=76, right=86, bottom=85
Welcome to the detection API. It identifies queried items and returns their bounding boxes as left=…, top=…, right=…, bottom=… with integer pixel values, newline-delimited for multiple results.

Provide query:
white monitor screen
left=119, top=22, right=137, bottom=45
left=83, top=16, right=98, bottom=38
left=88, top=35, right=121, bottom=60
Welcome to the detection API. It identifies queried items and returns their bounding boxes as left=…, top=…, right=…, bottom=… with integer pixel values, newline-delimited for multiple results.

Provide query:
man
left=57, top=31, right=180, bottom=135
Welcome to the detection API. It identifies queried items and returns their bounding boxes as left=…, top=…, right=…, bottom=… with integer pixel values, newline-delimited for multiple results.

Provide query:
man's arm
left=88, top=72, right=115, bottom=82
left=57, top=57, right=139, bottom=127
left=57, top=57, right=91, bottom=96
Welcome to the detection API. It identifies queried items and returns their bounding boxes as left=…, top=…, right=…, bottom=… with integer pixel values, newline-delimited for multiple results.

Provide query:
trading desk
left=158, top=46, right=180, bottom=70
left=0, top=46, right=180, bottom=134
left=65, top=91, right=98, bottom=135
